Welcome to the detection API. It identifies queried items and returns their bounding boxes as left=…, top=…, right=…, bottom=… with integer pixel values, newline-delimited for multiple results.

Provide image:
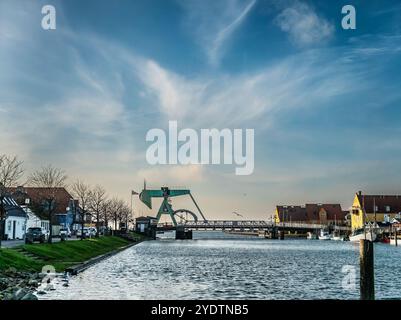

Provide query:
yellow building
left=350, top=191, right=401, bottom=230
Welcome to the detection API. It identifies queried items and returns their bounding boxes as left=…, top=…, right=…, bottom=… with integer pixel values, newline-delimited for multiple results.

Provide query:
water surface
left=40, top=231, right=401, bottom=300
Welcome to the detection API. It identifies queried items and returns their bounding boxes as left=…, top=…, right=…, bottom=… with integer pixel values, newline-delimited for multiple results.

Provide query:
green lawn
left=0, top=236, right=132, bottom=272
left=0, top=249, right=42, bottom=272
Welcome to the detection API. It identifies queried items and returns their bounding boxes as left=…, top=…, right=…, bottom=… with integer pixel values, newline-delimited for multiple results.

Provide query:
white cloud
left=46, top=96, right=124, bottom=136
left=275, top=1, right=334, bottom=47
left=178, top=0, right=256, bottom=65
left=134, top=59, right=206, bottom=120
left=127, top=49, right=367, bottom=130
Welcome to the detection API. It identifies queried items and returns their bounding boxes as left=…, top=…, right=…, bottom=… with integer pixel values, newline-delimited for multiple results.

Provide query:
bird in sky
left=233, top=211, right=243, bottom=217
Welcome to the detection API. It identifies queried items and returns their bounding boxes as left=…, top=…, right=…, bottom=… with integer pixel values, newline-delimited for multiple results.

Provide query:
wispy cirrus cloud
left=178, top=0, right=256, bottom=65
left=274, top=1, right=334, bottom=47
left=134, top=59, right=207, bottom=121
left=128, top=49, right=368, bottom=130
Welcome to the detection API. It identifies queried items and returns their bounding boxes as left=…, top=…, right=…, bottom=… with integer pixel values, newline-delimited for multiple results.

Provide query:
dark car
left=25, top=227, right=48, bottom=244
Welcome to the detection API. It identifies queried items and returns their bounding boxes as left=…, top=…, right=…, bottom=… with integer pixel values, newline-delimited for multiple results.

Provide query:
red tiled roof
left=277, top=203, right=345, bottom=222
left=305, top=203, right=345, bottom=221
left=7, top=187, right=74, bottom=216
left=357, top=194, right=401, bottom=214
left=276, top=205, right=307, bottom=221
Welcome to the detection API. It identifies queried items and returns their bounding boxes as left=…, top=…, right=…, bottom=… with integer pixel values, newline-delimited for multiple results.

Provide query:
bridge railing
left=276, top=222, right=350, bottom=231
left=276, top=222, right=324, bottom=229
left=180, top=220, right=351, bottom=231
left=183, top=220, right=271, bottom=227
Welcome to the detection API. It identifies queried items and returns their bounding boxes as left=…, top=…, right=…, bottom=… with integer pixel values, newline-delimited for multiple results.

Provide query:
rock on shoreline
left=0, top=267, right=42, bottom=300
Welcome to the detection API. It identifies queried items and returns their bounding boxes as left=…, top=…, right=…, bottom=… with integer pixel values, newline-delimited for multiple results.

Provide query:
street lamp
left=131, top=190, right=139, bottom=224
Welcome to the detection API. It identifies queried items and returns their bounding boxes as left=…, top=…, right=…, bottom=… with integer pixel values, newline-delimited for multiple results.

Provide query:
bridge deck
left=157, top=220, right=351, bottom=232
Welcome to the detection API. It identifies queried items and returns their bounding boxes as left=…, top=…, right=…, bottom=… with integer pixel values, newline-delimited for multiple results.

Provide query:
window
left=385, top=206, right=391, bottom=212
left=28, top=227, right=41, bottom=232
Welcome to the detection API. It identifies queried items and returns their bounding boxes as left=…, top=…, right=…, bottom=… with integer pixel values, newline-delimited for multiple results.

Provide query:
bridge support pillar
left=279, top=230, right=285, bottom=240
left=270, top=228, right=278, bottom=239
left=176, top=226, right=192, bottom=240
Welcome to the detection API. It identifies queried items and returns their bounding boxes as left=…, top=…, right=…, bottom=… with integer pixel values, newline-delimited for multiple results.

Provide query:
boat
left=332, top=230, right=344, bottom=241
left=349, top=228, right=377, bottom=242
left=332, top=217, right=344, bottom=241
left=258, top=231, right=266, bottom=238
left=156, top=230, right=175, bottom=239
left=382, top=237, right=390, bottom=244
left=318, top=229, right=332, bottom=240
left=307, top=232, right=318, bottom=240
left=389, top=234, right=401, bottom=246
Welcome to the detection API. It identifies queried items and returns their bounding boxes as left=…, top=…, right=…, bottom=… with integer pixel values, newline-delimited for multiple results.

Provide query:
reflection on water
left=40, top=231, right=401, bottom=300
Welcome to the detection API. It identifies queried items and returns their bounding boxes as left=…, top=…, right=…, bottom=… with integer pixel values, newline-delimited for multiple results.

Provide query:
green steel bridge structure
left=139, top=184, right=207, bottom=227
left=138, top=184, right=351, bottom=233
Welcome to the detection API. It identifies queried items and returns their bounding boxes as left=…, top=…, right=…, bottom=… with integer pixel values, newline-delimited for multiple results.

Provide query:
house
left=1, top=196, right=27, bottom=240
left=274, top=203, right=346, bottom=225
left=391, top=218, right=401, bottom=231
left=343, top=210, right=352, bottom=226
left=8, top=186, right=77, bottom=230
left=23, top=205, right=50, bottom=233
left=350, top=191, right=401, bottom=230
left=391, top=217, right=401, bottom=225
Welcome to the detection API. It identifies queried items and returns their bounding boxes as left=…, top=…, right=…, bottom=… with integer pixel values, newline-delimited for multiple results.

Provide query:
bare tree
left=0, top=154, right=24, bottom=189
left=0, top=154, right=24, bottom=244
left=119, top=202, right=133, bottom=232
left=100, top=199, right=112, bottom=235
left=89, top=185, right=107, bottom=237
left=27, top=165, right=68, bottom=243
left=70, top=180, right=92, bottom=240
left=109, top=198, right=125, bottom=232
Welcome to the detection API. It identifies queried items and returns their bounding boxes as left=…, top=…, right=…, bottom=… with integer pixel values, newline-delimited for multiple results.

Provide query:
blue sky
left=1, top=0, right=401, bottom=220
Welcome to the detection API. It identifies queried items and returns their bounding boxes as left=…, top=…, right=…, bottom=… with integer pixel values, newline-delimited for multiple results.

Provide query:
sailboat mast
left=373, top=197, right=377, bottom=224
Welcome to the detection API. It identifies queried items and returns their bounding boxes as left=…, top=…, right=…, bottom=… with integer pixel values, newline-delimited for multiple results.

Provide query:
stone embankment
left=0, top=267, right=42, bottom=300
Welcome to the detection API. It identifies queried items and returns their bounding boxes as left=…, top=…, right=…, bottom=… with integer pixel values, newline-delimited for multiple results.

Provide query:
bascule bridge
left=137, top=184, right=351, bottom=239
left=139, top=184, right=207, bottom=224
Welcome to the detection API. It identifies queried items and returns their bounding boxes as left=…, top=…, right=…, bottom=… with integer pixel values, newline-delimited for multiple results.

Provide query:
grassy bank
left=0, top=249, right=43, bottom=272
left=0, top=236, right=133, bottom=272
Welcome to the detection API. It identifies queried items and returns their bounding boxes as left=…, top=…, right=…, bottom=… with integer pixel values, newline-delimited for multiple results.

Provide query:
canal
left=40, top=232, right=401, bottom=300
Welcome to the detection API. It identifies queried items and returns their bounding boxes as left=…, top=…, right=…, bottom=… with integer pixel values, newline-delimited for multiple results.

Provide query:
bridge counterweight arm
left=189, top=193, right=207, bottom=222
left=169, top=190, right=190, bottom=197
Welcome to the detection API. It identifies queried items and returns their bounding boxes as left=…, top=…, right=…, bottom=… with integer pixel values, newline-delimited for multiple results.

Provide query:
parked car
left=76, top=228, right=87, bottom=238
left=59, top=227, right=72, bottom=238
left=88, top=227, right=97, bottom=237
left=25, top=227, right=48, bottom=244
left=76, top=227, right=95, bottom=238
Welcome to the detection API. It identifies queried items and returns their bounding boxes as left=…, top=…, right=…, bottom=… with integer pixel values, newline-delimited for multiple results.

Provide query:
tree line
left=0, top=154, right=134, bottom=243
